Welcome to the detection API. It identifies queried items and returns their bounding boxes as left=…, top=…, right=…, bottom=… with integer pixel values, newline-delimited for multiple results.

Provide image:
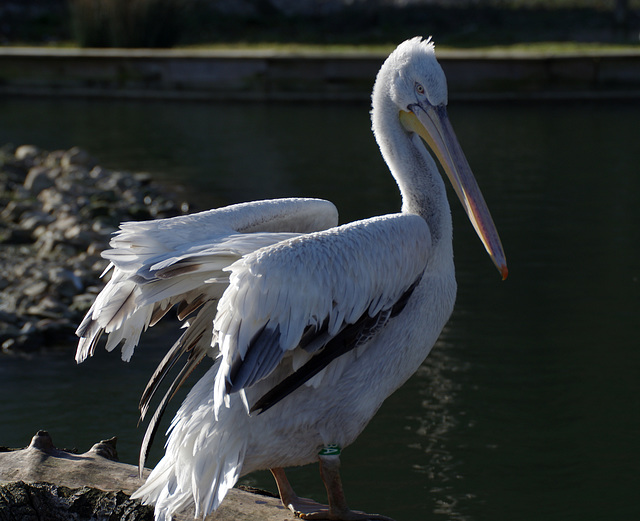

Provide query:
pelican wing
left=75, top=198, right=338, bottom=472
left=213, top=212, right=431, bottom=414
left=75, top=198, right=338, bottom=364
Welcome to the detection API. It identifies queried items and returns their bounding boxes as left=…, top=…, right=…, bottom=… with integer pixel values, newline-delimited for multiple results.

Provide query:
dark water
left=1, top=97, right=638, bottom=521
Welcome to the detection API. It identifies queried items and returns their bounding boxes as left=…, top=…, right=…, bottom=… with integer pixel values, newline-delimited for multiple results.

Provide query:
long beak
left=400, top=106, right=508, bottom=280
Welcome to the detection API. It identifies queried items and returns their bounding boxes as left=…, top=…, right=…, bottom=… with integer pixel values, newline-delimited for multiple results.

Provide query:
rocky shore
left=0, top=144, right=190, bottom=354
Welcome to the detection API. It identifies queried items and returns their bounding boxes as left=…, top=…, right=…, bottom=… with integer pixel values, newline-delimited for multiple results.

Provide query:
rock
left=0, top=144, right=191, bottom=352
left=61, top=147, right=96, bottom=170
left=70, top=293, right=97, bottom=314
left=14, top=144, right=41, bottom=162
left=37, top=187, right=66, bottom=213
left=90, top=219, right=115, bottom=236
left=1, top=201, right=30, bottom=223
left=23, top=166, right=55, bottom=195
left=26, top=297, right=69, bottom=319
left=0, top=227, right=33, bottom=245
left=19, top=211, right=54, bottom=233
left=48, top=267, right=84, bottom=298
left=64, top=224, right=95, bottom=246
left=43, top=150, right=65, bottom=169
left=22, top=281, right=48, bottom=298
left=0, top=319, right=21, bottom=346
left=33, top=229, right=59, bottom=256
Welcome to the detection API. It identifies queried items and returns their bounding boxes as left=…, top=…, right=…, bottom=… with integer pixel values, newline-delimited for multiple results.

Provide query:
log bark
left=0, top=431, right=291, bottom=521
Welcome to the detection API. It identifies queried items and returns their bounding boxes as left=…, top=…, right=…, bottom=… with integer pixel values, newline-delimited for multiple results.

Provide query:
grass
left=175, top=41, right=640, bottom=53
left=2, top=1, right=640, bottom=51
left=4, top=40, right=639, bottom=56
left=68, top=0, right=187, bottom=47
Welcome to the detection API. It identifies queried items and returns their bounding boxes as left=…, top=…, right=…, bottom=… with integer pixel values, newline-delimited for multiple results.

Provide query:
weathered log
left=0, top=431, right=292, bottom=521
left=0, top=481, right=152, bottom=521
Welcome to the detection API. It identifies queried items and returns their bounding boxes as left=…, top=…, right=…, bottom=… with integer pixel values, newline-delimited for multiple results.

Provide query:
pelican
left=76, top=37, right=507, bottom=521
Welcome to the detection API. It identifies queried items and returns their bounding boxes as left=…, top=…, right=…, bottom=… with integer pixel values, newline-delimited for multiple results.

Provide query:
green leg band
left=318, top=444, right=341, bottom=456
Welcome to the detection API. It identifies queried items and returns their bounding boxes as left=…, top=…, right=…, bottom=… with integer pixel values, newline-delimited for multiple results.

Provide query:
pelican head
left=388, top=37, right=448, bottom=108
left=373, top=37, right=508, bottom=279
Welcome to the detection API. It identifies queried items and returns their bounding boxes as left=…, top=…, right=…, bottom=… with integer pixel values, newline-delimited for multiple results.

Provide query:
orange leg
left=269, top=450, right=394, bottom=521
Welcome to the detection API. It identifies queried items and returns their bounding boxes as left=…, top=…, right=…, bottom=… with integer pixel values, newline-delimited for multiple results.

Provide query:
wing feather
left=214, top=212, right=432, bottom=414
left=75, top=197, right=338, bottom=462
left=76, top=199, right=338, bottom=462
left=249, top=278, right=423, bottom=416
left=75, top=198, right=338, bottom=364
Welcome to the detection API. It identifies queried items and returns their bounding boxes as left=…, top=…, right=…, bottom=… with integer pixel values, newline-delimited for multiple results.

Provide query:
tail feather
left=133, top=364, right=248, bottom=520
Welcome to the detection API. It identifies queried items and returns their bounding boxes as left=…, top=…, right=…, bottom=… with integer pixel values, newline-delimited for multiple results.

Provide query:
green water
left=1, top=97, right=638, bottom=521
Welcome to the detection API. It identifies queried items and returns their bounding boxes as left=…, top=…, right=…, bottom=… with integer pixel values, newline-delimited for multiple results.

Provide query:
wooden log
left=0, top=431, right=292, bottom=521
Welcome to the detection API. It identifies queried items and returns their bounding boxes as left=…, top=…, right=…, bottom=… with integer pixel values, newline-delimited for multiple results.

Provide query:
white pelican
left=76, top=37, right=507, bottom=521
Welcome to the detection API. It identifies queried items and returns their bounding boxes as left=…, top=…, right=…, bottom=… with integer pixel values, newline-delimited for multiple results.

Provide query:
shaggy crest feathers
left=374, top=36, right=447, bottom=111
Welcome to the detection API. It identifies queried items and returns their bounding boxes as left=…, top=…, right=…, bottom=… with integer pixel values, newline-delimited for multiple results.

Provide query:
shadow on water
left=1, top=97, right=639, bottom=521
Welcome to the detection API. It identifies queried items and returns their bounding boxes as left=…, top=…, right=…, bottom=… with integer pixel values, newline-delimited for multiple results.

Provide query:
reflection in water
left=1, top=98, right=639, bottom=521
left=412, top=336, right=473, bottom=521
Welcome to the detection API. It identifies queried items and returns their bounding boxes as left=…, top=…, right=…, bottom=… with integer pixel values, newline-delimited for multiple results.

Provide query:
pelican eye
left=415, top=83, right=425, bottom=95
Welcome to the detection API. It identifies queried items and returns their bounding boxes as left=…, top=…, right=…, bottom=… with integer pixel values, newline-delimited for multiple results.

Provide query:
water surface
left=1, top=97, right=638, bottom=521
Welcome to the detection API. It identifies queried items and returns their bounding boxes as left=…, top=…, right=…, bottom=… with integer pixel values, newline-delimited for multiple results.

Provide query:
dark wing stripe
left=298, top=317, right=330, bottom=353
left=149, top=303, right=172, bottom=327
left=250, top=313, right=378, bottom=415
left=138, top=348, right=207, bottom=476
left=390, top=275, right=421, bottom=317
left=176, top=294, right=206, bottom=321
left=250, top=273, right=422, bottom=415
left=138, top=299, right=217, bottom=468
left=138, top=333, right=195, bottom=421
left=227, top=324, right=281, bottom=393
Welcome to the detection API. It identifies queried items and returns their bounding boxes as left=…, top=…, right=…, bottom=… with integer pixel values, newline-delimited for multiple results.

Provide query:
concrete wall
left=1, top=47, right=640, bottom=101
